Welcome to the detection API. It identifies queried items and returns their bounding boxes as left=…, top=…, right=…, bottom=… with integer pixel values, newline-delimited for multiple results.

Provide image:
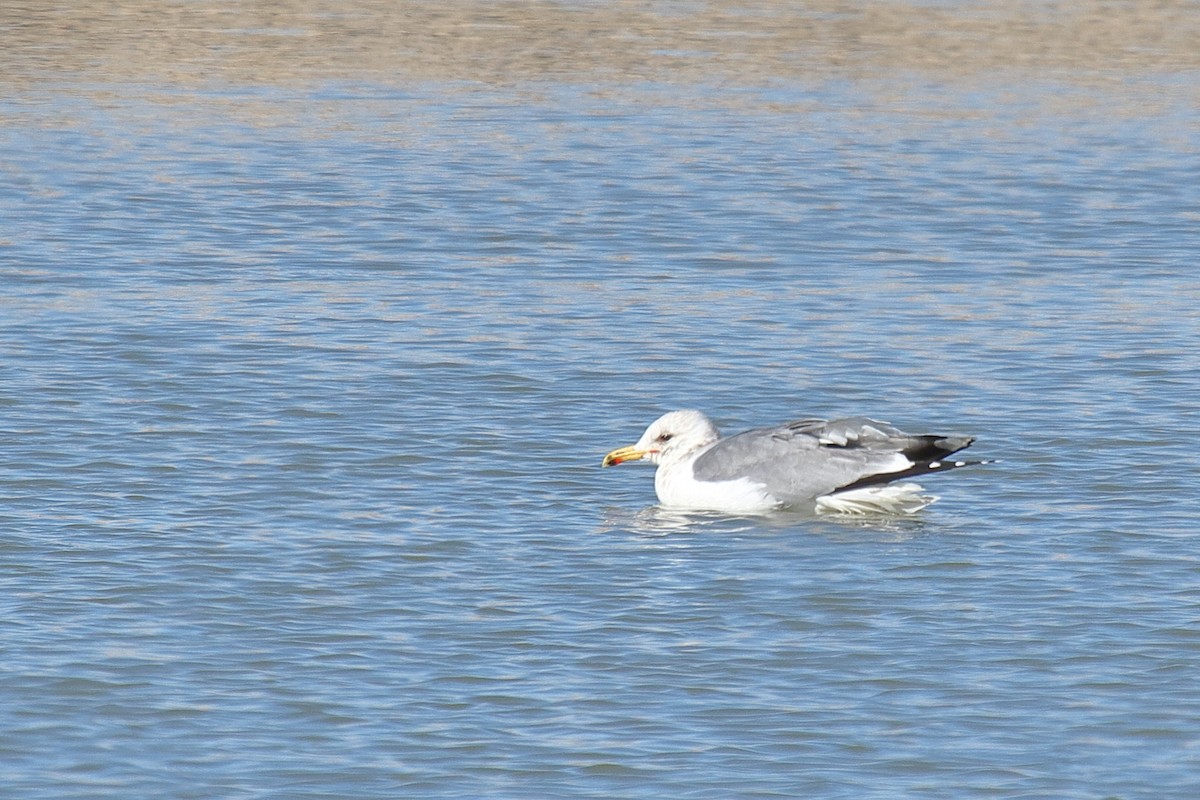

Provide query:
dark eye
left=656, top=433, right=673, bottom=443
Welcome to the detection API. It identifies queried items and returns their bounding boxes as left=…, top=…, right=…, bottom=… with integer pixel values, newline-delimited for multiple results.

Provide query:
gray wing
left=691, top=417, right=974, bottom=504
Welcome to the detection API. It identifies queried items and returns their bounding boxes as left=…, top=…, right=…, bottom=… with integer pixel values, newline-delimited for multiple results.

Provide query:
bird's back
left=692, top=417, right=974, bottom=505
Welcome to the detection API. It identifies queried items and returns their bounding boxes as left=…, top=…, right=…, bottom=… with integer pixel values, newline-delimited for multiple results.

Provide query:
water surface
left=3, top=2, right=1199, bottom=798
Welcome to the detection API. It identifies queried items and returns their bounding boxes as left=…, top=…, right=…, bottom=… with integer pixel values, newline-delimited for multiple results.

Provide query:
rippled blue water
left=3, top=45, right=1200, bottom=800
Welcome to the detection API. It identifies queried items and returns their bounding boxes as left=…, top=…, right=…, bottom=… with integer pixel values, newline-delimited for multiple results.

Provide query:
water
left=3, top=3, right=1200, bottom=798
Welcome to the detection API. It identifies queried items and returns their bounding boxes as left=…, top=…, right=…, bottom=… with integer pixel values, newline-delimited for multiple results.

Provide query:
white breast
left=653, top=458, right=778, bottom=513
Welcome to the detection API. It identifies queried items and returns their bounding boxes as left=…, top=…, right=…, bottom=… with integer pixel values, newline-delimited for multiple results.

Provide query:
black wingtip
left=902, top=434, right=974, bottom=464
left=832, top=453, right=993, bottom=495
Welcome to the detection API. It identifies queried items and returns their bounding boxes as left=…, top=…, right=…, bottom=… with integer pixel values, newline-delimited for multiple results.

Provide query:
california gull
left=602, top=410, right=987, bottom=514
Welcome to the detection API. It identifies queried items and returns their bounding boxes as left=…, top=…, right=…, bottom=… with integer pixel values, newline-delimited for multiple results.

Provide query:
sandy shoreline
left=3, top=1, right=1198, bottom=90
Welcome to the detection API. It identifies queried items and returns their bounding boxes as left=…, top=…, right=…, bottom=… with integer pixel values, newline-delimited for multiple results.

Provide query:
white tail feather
left=815, top=483, right=937, bottom=515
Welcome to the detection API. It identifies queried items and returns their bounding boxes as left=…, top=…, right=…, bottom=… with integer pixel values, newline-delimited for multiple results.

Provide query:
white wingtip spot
left=929, top=461, right=941, bottom=468
left=955, top=461, right=966, bottom=467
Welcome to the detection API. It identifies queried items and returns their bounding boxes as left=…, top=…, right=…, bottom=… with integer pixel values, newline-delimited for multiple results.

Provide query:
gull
left=602, top=410, right=987, bottom=514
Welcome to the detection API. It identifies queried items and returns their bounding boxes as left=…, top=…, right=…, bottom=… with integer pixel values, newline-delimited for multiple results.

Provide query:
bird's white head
left=602, top=409, right=720, bottom=467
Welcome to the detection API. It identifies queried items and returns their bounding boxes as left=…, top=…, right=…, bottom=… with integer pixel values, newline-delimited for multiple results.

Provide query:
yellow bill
left=601, top=445, right=646, bottom=468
